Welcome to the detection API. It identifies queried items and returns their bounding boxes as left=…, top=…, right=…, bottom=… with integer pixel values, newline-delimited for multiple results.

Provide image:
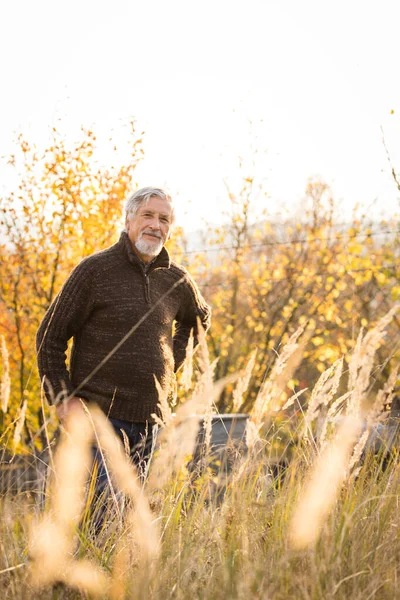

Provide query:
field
left=1, top=18, right=400, bottom=598
left=1, top=314, right=399, bottom=600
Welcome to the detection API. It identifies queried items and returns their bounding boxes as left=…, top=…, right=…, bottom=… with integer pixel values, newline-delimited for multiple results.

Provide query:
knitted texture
left=36, top=232, right=211, bottom=423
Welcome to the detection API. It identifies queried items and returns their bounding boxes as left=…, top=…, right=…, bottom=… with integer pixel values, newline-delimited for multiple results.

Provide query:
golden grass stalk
left=148, top=412, right=200, bottom=492
left=50, top=408, right=93, bottom=530
left=281, top=387, right=308, bottom=411
left=28, top=407, right=109, bottom=594
left=148, top=370, right=236, bottom=492
left=191, top=318, right=216, bottom=455
left=232, top=348, right=257, bottom=413
left=89, top=406, right=160, bottom=563
left=153, top=377, right=173, bottom=429
left=1, top=335, right=10, bottom=414
left=62, top=559, right=110, bottom=596
left=29, top=516, right=73, bottom=587
left=202, top=358, right=219, bottom=455
left=245, top=418, right=262, bottom=450
left=180, top=328, right=194, bottom=391
left=347, top=304, right=399, bottom=418
left=303, top=357, right=344, bottom=437
left=289, top=415, right=361, bottom=550
left=30, top=517, right=109, bottom=592
left=348, top=363, right=400, bottom=471
left=148, top=395, right=203, bottom=493
left=318, top=391, right=352, bottom=448
left=30, top=403, right=159, bottom=594
left=368, top=362, right=400, bottom=425
left=348, top=429, right=370, bottom=473
left=12, top=399, right=27, bottom=450
left=249, top=326, right=306, bottom=441
left=110, top=535, right=131, bottom=600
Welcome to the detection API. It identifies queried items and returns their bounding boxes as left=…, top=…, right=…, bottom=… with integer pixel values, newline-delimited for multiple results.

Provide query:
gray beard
left=135, top=236, right=163, bottom=257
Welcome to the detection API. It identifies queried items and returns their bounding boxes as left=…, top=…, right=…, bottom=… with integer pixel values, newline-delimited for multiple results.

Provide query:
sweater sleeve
left=36, top=259, right=96, bottom=405
left=173, top=272, right=211, bottom=372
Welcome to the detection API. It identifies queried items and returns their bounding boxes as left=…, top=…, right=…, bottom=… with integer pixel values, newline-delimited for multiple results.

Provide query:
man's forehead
left=140, top=196, right=173, bottom=214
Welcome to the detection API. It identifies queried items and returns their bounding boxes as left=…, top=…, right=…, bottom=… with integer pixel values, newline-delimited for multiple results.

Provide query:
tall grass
left=0, top=309, right=399, bottom=599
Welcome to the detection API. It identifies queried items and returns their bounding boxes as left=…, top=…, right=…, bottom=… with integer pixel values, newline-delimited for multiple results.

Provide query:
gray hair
left=124, top=187, right=175, bottom=225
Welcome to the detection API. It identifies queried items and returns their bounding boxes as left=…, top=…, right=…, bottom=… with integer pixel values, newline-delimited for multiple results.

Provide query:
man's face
left=126, top=195, right=173, bottom=261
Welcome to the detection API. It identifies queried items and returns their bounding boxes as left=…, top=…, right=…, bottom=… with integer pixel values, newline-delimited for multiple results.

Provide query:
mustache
left=140, top=230, right=163, bottom=240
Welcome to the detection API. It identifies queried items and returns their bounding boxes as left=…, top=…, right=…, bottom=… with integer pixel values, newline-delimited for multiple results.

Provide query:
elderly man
left=36, top=187, right=211, bottom=475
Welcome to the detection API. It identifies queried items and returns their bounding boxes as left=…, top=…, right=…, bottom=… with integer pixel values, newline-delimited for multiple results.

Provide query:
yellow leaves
left=2, top=128, right=400, bottom=445
left=344, top=299, right=353, bottom=312
left=272, top=267, right=284, bottom=278
left=245, top=315, right=255, bottom=329
left=0, top=124, right=144, bottom=436
left=324, top=306, right=335, bottom=322
left=375, top=271, right=388, bottom=285
left=335, top=278, right=347, bottom=291
left=391, top=285, right=400, bottom=301
left=314, top=345, right=341, bottom=364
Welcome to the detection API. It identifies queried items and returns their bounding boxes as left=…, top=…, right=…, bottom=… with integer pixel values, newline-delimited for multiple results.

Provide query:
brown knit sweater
left=36, top=232, right=211, bottom=423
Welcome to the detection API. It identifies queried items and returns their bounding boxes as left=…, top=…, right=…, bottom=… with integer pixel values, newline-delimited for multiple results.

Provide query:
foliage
left=0, top=123, right=143, bottom=448
left=1, top=126, right=400, bottom=451
left=185, top=176, right=400, bottom=412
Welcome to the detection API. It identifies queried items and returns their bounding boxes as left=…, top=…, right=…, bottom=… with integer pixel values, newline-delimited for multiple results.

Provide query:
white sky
left=1, top=0, right=400, bottom=230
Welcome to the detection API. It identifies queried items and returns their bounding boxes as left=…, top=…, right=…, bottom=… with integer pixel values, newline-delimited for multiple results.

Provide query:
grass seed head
left=63, top=559, right=110, bottom=596
left=180, top=328, right=194, bottom=391
left=251, top=326, right=306, bottom=428
left=232, top=348, right=257, bottom=413
left=290, top=416, right=362, bottom=550
left=347, top=305, right=400, bottom=417
left=12, top=399, right=28, bottom=450
left=51, top=407, right=93, bottom=528
left=89, top=406, right=160, bottom=561
left=0, top=335, right=10, bottom=414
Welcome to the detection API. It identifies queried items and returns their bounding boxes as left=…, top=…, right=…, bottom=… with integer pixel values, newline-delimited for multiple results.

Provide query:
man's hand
left=56, top=396, right=85, bottom=422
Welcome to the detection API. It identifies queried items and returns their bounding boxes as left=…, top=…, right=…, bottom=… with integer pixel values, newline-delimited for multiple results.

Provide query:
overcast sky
left=1, top=0, right=400, bottom=230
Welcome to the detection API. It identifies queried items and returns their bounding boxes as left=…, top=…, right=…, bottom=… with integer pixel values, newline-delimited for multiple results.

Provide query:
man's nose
left=149, top=216, right=161, bottom=229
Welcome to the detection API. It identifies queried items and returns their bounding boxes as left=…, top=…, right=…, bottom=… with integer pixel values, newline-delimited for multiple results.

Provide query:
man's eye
left=161, top=217, right=170, bottom=223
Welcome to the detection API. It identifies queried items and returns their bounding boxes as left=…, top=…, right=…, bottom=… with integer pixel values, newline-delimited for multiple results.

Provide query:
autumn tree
left=1, top=121, right=399, bottom=451
left=0, top=122, right=143, bottom=448
left=187, top=176, right=400, bottom=413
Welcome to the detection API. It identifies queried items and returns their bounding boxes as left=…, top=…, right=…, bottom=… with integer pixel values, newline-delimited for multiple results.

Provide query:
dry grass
left=1, top=335, right=10, bottom=415
left=0, top=310, right=399, bottom=599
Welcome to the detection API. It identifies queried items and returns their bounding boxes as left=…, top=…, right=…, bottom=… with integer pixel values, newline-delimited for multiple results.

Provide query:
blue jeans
left=90, top=418, right=155, bottom=532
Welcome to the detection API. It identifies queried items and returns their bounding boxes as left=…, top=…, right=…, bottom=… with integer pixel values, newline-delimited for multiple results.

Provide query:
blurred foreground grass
left=1, top=311, right=399, bottom=599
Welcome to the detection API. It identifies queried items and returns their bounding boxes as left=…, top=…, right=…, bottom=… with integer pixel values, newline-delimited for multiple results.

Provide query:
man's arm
left=173, top=273, right=211, bottom=372
left=36, top=258, right=95, bottom=406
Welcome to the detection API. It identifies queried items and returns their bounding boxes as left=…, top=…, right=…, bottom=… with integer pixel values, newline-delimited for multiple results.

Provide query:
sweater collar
left=118, top=231, right=171, bottom=271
